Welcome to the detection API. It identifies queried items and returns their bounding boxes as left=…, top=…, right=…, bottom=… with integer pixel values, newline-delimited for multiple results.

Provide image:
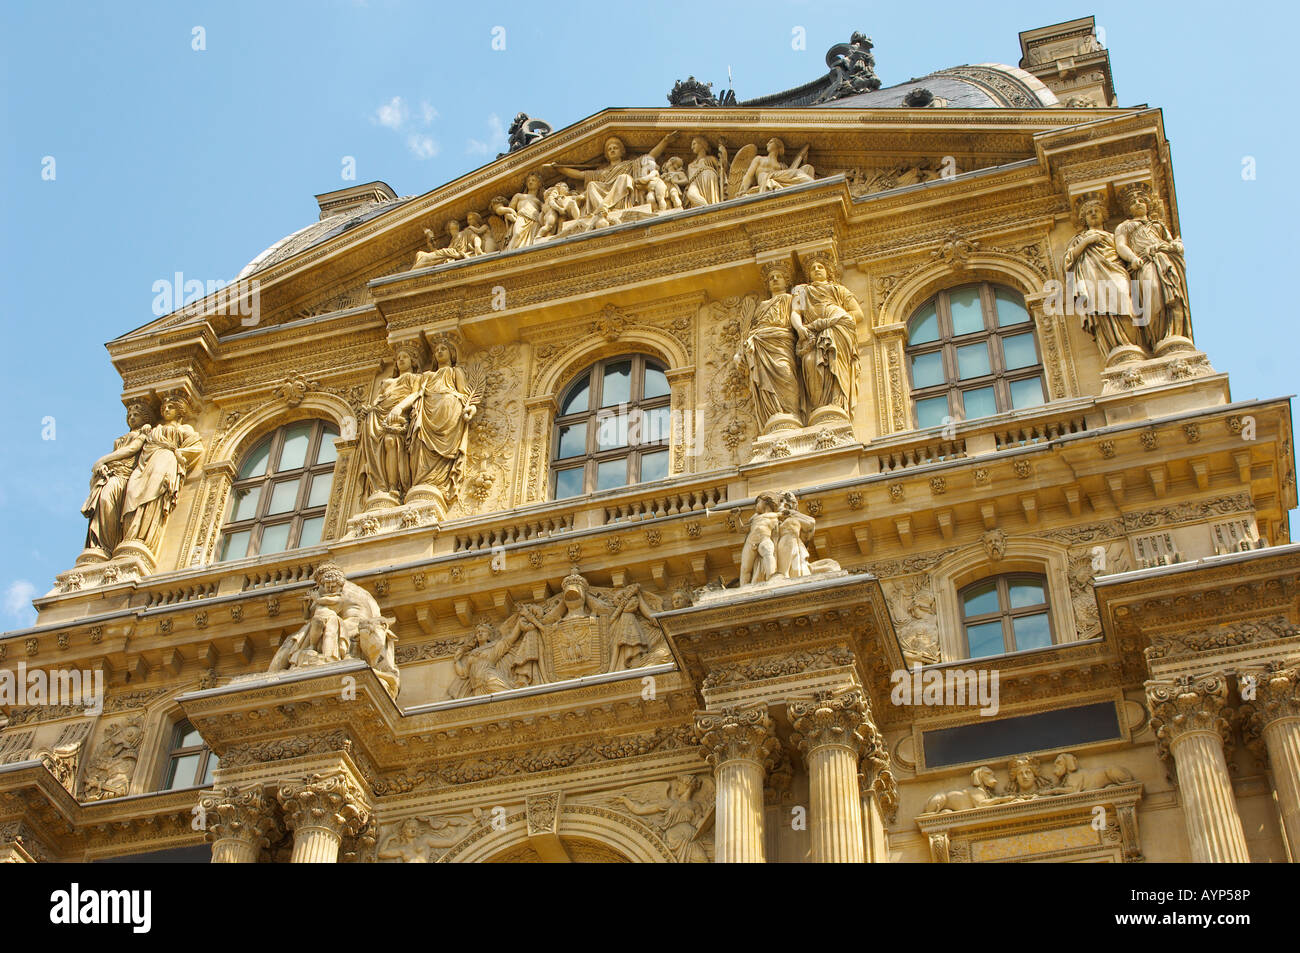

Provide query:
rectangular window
left=923, top=702, right=1122, bottom=768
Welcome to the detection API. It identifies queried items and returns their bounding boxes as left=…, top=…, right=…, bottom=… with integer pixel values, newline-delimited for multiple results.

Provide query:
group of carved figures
left=923, top=752, right=1135, bottom=813
left=1062, top=184, right=1194, bottom=364
left=358, top=337, right=479, bottom=517
left=738, top=490, right=840, bottom=586
left=80, top=392, right=204, bottom=566
left=449, top=570, right=672, bottom=698
left=736, top=254, right=865, bottom=433
left=412, top=132, right=818, bottom=269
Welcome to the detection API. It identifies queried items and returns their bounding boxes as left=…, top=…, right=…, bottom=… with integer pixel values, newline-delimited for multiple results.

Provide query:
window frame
left=550, top=355, right=672, bottom=499
left=161, top=719, right=217, bottom=791
left=218, top=419, right=339, bottom=562
left=904, top=283, right=1045, bottom=428
left=958, top=572, right=1056, bottom=659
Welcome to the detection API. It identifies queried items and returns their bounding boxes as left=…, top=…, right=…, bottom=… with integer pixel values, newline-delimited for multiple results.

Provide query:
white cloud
left=421, top=101, right=439, bottom=124
left=374, top=96, right=408, bottom=130
left=4, top=579, right=37, bottom=626
left=408, top=134, right=439, bottom=160
left=466, top=113, right=507, bottom=156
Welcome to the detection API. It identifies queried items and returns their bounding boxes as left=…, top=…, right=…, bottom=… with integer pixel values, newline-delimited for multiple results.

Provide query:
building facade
left=2, top=18, right=1297, bottom=863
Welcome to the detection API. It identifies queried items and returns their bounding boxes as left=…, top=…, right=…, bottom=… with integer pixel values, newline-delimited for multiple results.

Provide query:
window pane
left=595, top=409, right=627, bottom=451
left=229, top=485, right=262, bottom=522
left=267, top=479, right=301, bottom=514
left=909, top=350, right=945, bottom=389
left=554, top=467, right=584, bottom=499
left=277, top=422, right=313, bottom=471
left=1002, top=332, right=1038, bottom=369
left=1009, top=578, right=1046, bottom=608
left=201, top=754, right=217, bottom=786
left=298, top=516, right=325, bottom=548
left=915, top=395, right=950, bottom=429
left=956, top=342, right=991, bottom=379
left=961, top=386, right=997, bottom=420
left=966, top=621, right=1006, bottom=659
left=995, top=287, right=1030, bottom=326
left=167, top=754, right=201, bottom=790
left=560, top=376, right=590, bottom=415
left=643, top=365, right=670, bottom=399
left=948, top=286, right=984, bottom=335
left=908, top=305, right=939, bottom=345
left=218, top=530, right=250, bottom=562
left=307, top=474, right=332, bottom=509
left=640, top=449, right=669, bottom=483
left=315, top=430, right=339, bottom=465
left=1012, top=613, right=1053, bottom=651
left=557, top=423, right=587, bottom=458
left=601, top=361, right=632, bottom=407
left=179, top=726, right=202, bottom=748
left=237, top=440, right=270, bottom=479
left=640, top=405, right=671, bottom=446
left=596, top=458, right=628, bottom=491
left=1010, top=377, right=1045, bottom=410
left=259, top=522, right=291, bottom=555
left=962, top=581, right=1000, bottom=617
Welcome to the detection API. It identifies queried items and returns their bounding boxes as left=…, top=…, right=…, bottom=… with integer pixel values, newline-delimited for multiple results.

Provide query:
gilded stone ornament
left=266, top=562, right=401, bottom=698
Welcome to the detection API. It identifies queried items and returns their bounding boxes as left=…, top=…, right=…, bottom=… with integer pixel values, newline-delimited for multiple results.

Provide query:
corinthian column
left=789, top=688, right=873, bottom=863
left=277, top=772, right=370, bottom=864
left=1243, top=661, right=1300, bottom=861
left=1147, top=674, right=1249, bottom=863
left=200, top=785, right=277, bottom=863
left=694, top=704, right=778, bottom=863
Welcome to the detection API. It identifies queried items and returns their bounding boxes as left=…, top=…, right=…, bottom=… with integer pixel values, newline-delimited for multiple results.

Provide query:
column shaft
left=290, top=826, right=344, bottom=863
left=1170, top=731, right=1250, bottom=863
left=211, top=838, right=260, bottom=864
left=1263, top=718, right=1300, bottom=859
left=715, top=757, right=766, bottom=863
left=807, top=743, right=865, bottom=863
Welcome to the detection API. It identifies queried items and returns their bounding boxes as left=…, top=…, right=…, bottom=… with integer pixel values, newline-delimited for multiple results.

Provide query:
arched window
left=958, top=573, right=1054, bottom=659
left=905, top=283, right=1045, bottom=430
left=218, top=419, right=338, bottom=561
left=162, top=720, right=216, bottom=790
left=552, top=355, right=671, bottom=499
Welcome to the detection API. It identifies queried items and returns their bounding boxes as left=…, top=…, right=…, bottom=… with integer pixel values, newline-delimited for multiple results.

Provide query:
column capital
left=277, top=770, right=371, bottom=841
left=694, top=704, right=779, bottom=770
left=199, top=784, right=279, bottom=853
left=1240, top=659, right=1300, bottom=763
left=1145, top=672, right=1233, bottom=759
left=858, top=719, right=899, bottom=823
left=788, top=687, right=873, bottom=757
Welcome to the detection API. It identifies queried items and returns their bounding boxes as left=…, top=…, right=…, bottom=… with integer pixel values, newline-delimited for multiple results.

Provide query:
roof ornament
left=667, top=76, right=737, bottom=107
left=503, top=113, right=553, bottom=155
left=813, top=32, right=882, bottom=104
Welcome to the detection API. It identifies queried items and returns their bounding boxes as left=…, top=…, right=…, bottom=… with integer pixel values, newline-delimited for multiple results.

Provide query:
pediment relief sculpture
left=267, top=561, right=401, bottom=698
left=593, top=774, right=715, bottom=863
left=922, top=752, right=1135, bottom=814
left=446, top=570, right=672, bottom=699
left=81, top=716, right=144, bottom=802
left=377, top=815, right=472, bottom=862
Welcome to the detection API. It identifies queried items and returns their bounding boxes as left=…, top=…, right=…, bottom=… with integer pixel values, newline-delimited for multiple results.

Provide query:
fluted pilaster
left=277, top=771, right=370, bottom=864
left=1147, top=674, right=1249, bottom=863
left=199, top=785, right=277, bottom=863
left=789, top=688, right=874, bottom=863
left=1243, top=661, right=1300, bottom=860
left=695, top=704, right=778, bottom=863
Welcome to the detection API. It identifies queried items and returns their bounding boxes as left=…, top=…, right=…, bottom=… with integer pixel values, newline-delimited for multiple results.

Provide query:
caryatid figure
left=359, top=340, right=426, bottom=508
left=791, top=253, right=864, bottom=422
left=1114, top=184, right=1193, bottom=352
left=80, top=399, right=157, bottom=559
left=118, top=392, right=204, bottom=562
left=1062, top=195, right=1139, bottom=364
left=735, top=260, right=803, bottom=433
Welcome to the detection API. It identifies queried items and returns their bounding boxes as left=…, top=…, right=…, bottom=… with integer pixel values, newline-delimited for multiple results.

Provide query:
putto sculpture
left=738, top=490, right=840, bottom=588
left=267, top=561, right=401, bottom=698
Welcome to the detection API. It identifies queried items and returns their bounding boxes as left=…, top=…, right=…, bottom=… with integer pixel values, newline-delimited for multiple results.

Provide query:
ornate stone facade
left=2, top=18, right=1296, bottom=865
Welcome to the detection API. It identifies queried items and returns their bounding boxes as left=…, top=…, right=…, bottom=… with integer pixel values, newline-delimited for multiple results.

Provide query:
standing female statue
left=81, top=400, right=156, bottom=558
left=791, top=254, right=864, bottom=420
left=491, top=172, right=547, bottom=250
left=118, top=393, right=204, bottom=558
left=359, top=340, right=425, bottom=507
left=1114, top=185, right=1192, bottom=351
left=389, top=338, right=479, bottom=516
left=1062, top=195, right=1139, bottom=363
left=734, top=261, right=802, bottom=432
left=684, top=135, right=727, bottom=208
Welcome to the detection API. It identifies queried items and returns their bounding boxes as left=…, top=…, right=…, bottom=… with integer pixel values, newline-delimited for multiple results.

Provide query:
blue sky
left=1, top=0, right=1296, bottom=629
